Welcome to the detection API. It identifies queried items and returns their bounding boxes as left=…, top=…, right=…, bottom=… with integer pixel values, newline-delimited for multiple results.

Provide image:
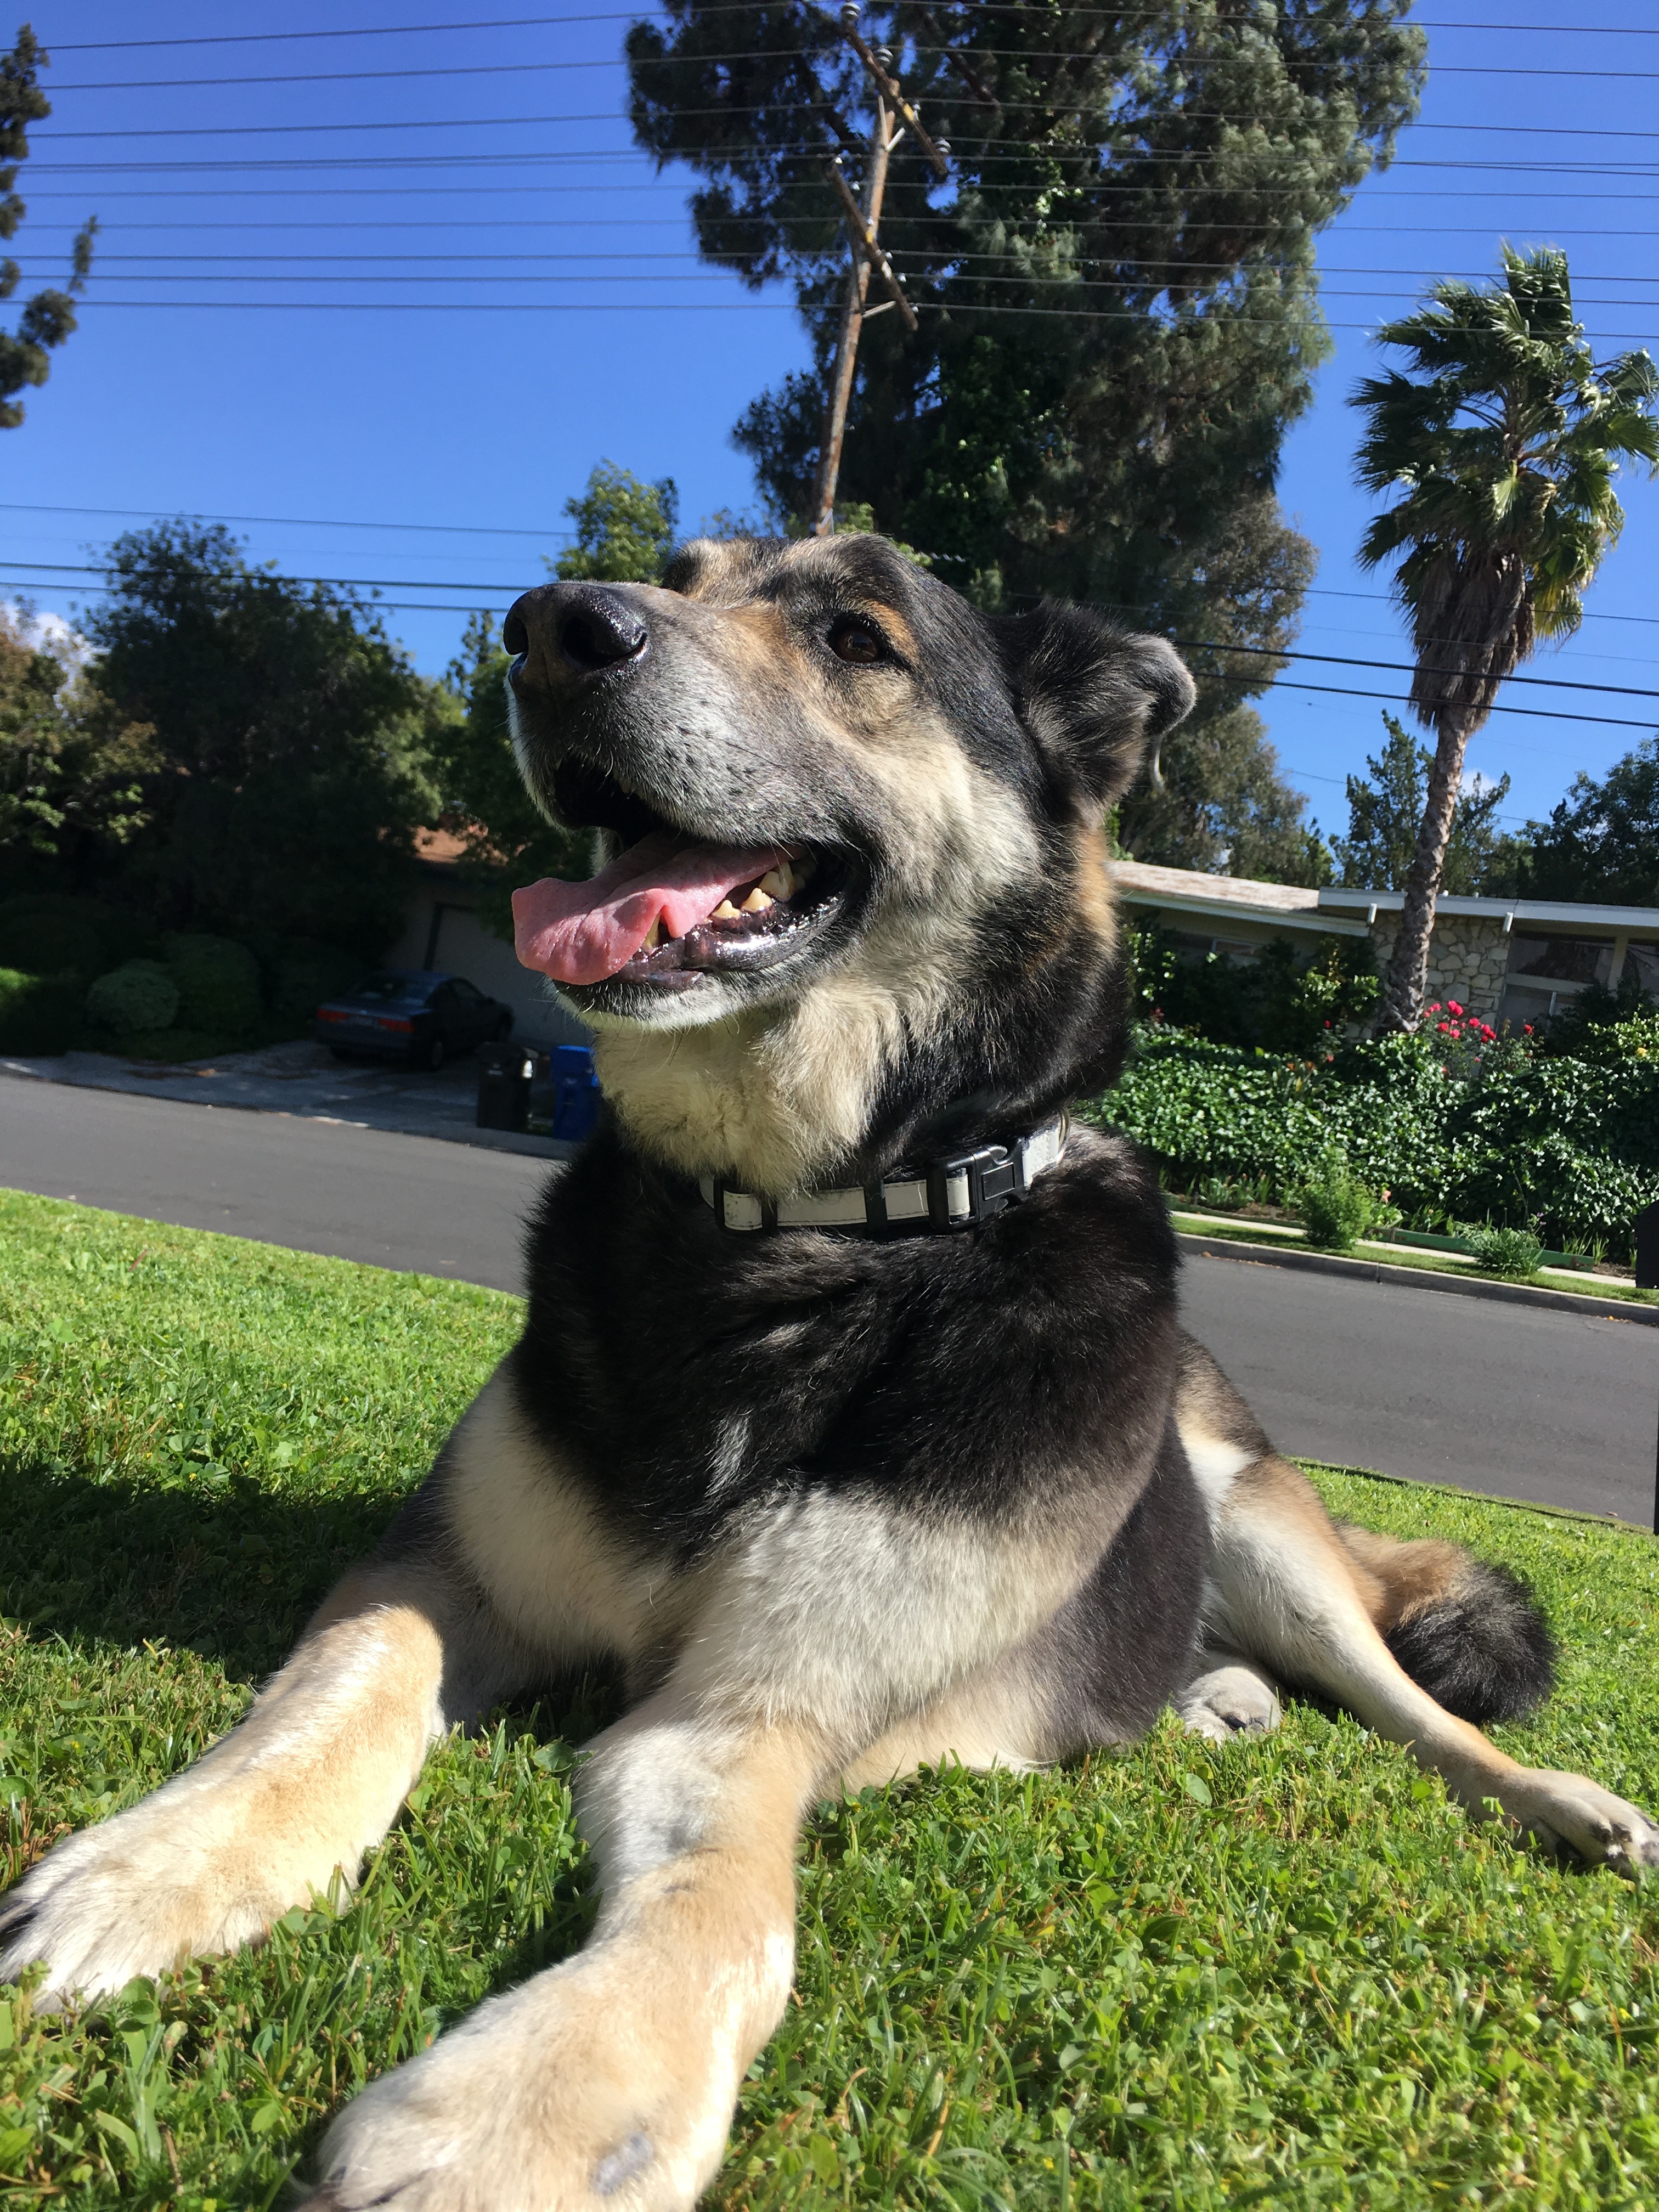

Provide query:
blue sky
left=3, top=0, right=1655, bottom=845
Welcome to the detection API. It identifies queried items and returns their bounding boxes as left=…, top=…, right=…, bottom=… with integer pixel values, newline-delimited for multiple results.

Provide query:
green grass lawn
left=2, top=1187, right=1658, bottom=2210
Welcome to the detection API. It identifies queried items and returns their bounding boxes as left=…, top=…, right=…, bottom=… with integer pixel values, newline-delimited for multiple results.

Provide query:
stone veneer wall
left=1365, top=913, right=1512, bottom=1020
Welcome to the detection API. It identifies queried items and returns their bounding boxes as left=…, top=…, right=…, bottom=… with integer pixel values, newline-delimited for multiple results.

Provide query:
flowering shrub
left=1086, top=1023, right=1659, bottom=1262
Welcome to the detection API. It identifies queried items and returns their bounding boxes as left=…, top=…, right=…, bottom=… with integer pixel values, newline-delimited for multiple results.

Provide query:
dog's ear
left=997, top=604, right=1196, bottom=820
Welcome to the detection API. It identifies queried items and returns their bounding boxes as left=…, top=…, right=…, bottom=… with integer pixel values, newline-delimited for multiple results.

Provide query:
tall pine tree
left=628, top=0, right=1423, bottom=876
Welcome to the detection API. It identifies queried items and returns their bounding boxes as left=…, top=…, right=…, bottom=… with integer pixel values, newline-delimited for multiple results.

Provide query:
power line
left=44, top=55, right=1659, bottom=91
left=20, top=251, right=1659, bottom=284
left=1177, top=641, right=1659, bottom=703
left=4, top=555, right=1654, bottom=699
left=32, top=109, right=1659, bottom=144
left=42, top=9, right=1659, bottom=52
left=2, top=514, right=1652, bottom=643
left=30, top=260, right=1658, bottom=303
left=0, top=499, right=572, bottom=540
left=2, top=514, right=1653, bottom=646
left=46, top=301, right=1659, bottom=336
left=26, top=272, right=1659, bottom=313
left=21, top=217, right=1659, bottom=244
left=22, top=174, right=1659, bottom=203
left=1254, top=675, right=1656, bottom=730
left=27, top=163, right=1659, bottom=188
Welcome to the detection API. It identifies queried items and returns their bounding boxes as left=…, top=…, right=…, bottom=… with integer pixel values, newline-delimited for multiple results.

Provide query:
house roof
left=1319, top=887, right=1659, bottom=935
left=1111, top=860, right=1659, bottom=940
left=1109, top=860, right=1369, bottom=938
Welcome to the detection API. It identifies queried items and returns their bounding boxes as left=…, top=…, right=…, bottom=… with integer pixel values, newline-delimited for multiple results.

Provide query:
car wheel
left=423, top=1035, right=447, bottom=1073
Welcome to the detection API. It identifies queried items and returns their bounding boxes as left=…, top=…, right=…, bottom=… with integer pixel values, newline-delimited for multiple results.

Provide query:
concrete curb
left=1179, top=1231, right=1659, bottom=1329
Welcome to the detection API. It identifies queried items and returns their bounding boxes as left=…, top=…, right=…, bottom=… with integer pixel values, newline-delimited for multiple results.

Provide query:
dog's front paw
left=1177, top=1662, right=1282, bottom=1745
left=1506, top=1771, right=1659, bottom=1877
left=0, top=1797, right=321, bottom=2005
left=306, top=1967, right=730, bottom=2212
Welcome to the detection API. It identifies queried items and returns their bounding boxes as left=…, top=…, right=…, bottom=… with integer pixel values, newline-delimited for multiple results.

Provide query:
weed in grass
left=2, top=1188, right=1658, bottom=2208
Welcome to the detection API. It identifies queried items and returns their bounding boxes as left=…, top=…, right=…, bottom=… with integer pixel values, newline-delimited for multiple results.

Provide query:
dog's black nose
left=504, top=583, right=650, bottom=686
left=558, top=587, right=648, bottom=672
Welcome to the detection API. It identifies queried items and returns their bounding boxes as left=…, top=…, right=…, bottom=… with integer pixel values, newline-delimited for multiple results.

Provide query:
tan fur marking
left=840, top=1656, right=1049, bottom=1788
left=1334, top=1524, right=1469, bottom=1633
left=441, top=1363, right=695, bottom=1669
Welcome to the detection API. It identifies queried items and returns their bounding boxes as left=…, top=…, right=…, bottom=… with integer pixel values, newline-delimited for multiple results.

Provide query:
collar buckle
left=928, top=1145, right=1015, bottom=1230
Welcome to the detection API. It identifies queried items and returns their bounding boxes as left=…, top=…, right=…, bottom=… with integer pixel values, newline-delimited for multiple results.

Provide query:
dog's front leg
left=308, top=1700, right=819, bottom=2212
left=0, top=1549, right=510, bottom=2005
left=308, top=1486, right=1101, bottom=2212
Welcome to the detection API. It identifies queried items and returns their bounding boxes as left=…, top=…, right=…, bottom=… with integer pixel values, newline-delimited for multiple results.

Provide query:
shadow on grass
left=0, top=1454, right=404, bottom=1683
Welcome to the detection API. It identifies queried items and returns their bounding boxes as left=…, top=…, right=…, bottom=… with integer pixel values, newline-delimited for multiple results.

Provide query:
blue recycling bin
left=548, top=1043, right=600, bottom=1142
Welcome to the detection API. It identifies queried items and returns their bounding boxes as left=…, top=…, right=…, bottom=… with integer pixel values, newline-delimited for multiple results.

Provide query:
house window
left=1621, top=942, right=1659, bottom=1000
left=1506, top=936, right=1616, bottom=988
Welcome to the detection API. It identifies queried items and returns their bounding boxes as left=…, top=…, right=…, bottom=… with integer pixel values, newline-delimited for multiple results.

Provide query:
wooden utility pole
left=809, top=2, right=948, bottom=537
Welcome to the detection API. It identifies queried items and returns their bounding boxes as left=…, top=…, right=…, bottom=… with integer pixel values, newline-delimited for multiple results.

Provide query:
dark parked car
left=315, top=970, right=512, bottom=1071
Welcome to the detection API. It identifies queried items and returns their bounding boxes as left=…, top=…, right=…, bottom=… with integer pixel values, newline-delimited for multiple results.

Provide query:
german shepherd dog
left=3, top=535, right=1654, bottom=2209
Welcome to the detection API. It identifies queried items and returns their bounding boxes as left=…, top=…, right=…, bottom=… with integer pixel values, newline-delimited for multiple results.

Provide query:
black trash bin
left=476, top=1046, right=540, bottom=1132
left=1635, top=1200, right=1659, bottom=1289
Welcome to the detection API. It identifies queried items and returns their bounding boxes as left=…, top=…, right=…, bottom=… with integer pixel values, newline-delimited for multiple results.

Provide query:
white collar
left=697, top=1114, right=1068, bottom=1236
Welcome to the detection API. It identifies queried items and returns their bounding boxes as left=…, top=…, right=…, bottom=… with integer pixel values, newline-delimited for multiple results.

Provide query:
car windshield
left=351, top=973, right=429, bottom=1003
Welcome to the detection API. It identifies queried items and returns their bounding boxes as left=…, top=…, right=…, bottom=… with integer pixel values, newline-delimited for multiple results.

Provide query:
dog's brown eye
left=828, top=619, right=885, bottom=665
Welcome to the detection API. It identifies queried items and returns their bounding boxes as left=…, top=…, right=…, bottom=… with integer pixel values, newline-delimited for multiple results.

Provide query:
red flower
left=1448, top=1001, right=1464, bottom=1017
left=1437, top=1022, right=1449, bottom=1032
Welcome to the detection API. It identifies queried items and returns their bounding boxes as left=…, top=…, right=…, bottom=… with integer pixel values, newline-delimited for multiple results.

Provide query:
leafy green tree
left=86, top=522, right=436, bottom=956
left=1, top=27, right=96, bottom=430
left=1334, top=711, right=1514, bottom=896
left=1351, top=246, right=1659, bottom=1032
left=554, top=461, right=678, bottom=583
left=0, top=610, right=155, bottom=876
left=1515, top=736, right=1659, bottom=909
left=628, top=0, right=1424, bottom=877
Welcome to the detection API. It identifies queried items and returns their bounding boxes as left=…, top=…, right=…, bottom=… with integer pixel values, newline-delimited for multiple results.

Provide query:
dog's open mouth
left=511, top=781, right=854, bottom=998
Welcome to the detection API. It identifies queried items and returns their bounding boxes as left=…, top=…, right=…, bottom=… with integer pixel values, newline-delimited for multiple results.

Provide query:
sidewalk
left=1, top=1038, right=573, bottom=1161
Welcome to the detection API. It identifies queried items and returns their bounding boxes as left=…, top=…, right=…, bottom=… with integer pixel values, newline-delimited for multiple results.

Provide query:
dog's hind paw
left=1176, top=1661, right=1282, bottom=1745
left=1508, top=1771, right=1659, bottom=1878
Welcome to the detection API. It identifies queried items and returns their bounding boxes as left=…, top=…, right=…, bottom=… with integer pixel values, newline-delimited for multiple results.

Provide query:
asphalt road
left=1179, top=1246, right=1657, bottom=1526
left=6, top=1072, right=1656, bottom=1525
left=1, top=1073, right=554, bottom=1289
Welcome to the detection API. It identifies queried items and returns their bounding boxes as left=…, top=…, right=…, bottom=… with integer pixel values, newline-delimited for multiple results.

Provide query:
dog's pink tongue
left=512, top=831, right=787, bottom=986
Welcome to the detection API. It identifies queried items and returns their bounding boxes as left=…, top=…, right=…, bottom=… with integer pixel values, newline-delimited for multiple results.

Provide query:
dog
left=3, top=533, right=1654, bottom=2211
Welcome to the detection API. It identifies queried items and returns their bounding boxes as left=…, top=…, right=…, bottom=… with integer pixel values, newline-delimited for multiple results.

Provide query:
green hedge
left=0, top=967, right=86, bottom=1055
left=1091, top=1028, right=1659, bottom=1260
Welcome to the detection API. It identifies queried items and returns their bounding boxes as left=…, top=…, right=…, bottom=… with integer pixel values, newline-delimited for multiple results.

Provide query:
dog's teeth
left=758, top=867, right=791, bottom=900
left=740, top=887, right=774, bottom=913
left=793, top=853, right=816, bottom=886
left=712, top=898, right=740, bottom=920
left=643, top=917, right=664, bottom=950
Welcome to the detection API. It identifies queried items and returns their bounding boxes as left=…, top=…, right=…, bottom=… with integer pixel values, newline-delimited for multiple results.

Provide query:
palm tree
left=1350, top=245, right=1658, bottom=1034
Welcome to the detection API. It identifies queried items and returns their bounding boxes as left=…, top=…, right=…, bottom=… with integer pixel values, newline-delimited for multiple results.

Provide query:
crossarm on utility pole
left=824, top=160, right=919, bottom=332
left=840, top=21, right=951, bottom=177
